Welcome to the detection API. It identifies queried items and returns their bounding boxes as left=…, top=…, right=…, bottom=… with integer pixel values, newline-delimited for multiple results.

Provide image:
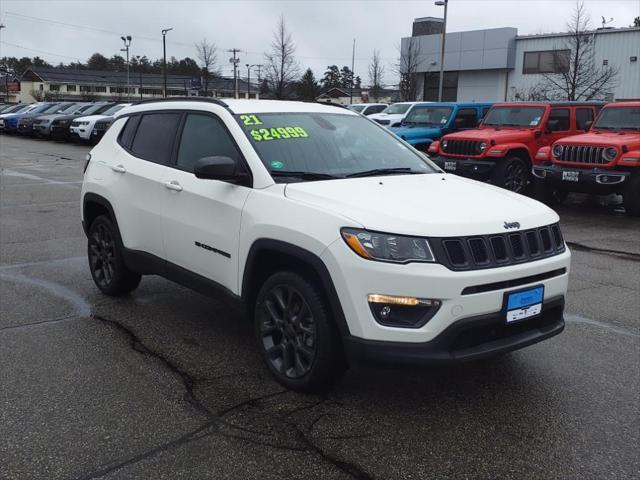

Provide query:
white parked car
left=69, top=103, right=131, bottom=142
left=368, top=101, right=419, bottom=128
left=81, top=98, right=570, bottom=391
left=346, top=103, right=388, bottom=116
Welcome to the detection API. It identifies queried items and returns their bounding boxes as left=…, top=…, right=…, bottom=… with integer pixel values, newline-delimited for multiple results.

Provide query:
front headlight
left=603, top=147, right=618, bottom=161
left=478, top=141, right=487, bottom=153
left=79, top=121, right=90, bottom=126
left=552, top=144, right=564, bottom=158
left=341, top=228, right=435, bottom=263
left=441, top=139, right=448, bottom=150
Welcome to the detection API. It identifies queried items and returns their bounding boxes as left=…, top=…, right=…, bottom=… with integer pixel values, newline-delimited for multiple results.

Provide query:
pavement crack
left=566, top=241, right=640, bottom=261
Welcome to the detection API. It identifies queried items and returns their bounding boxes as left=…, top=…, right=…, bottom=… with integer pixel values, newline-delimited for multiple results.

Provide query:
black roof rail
left=132, top=97, right=229, bottom=108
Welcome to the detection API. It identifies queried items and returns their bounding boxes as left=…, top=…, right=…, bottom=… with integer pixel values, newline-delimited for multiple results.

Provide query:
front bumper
left=32, top=124, right=52, bottom=136
left=346, top=296, right=564, bottom=365
left=533, top=163, right=633, bottom=194
left=431, top=155, right=497, bottom=178
left=69, top=126, right=91, bottom=140
left=50, top=124, right=71, bottom=139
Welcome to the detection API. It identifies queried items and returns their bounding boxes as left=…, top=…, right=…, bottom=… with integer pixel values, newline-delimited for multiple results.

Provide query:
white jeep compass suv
left=81, top=98, right=570, bottom=391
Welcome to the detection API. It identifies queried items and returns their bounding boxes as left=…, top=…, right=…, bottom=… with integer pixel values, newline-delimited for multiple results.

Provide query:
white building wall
left=457, top=70, right=509, bottom=102
left=508, top=28, right=640, bottom=101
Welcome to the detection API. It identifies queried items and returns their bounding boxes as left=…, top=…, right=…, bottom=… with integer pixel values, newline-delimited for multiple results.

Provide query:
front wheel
left=254, top=271, right=346, bottom=392
left=623, top=174, right=640, bottom=216
left=491, top=157, right=529, bottom=194
left=87, top=215, right=141, bottom=296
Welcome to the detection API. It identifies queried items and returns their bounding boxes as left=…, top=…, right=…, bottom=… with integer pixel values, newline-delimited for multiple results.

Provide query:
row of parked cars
left=350, top=99, right=639, bottom=216
left=0, top=101, right=126, bottom=144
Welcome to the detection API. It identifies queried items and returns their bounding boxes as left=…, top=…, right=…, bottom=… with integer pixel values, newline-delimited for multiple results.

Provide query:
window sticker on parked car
left=270, top=161, right=285, bottom=169
left=239, top=114, right=263, bottom=126
left=250, top=127, right=309, bottom=142
left=530, top=117, right=541, bottom=125
left=440, top=117, right=447, bottom=124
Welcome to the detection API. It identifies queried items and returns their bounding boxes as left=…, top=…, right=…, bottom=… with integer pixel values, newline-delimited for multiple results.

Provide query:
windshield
left=102, top=104, right=126, bottom=116
left=40, top=104, right=63, bottom=114
left=83, top=104, right=112, bottom=115
left=403, top=106, right=453, bottom=126
left=54, top=104, right=78, bottom=114
left=384, top=103, right=413, bottom=115
left=4, top=105, right=27, bottom=114
left=235, top=112, right=436, bottom=182
left=483, top=106, right=545, bottom=127
left=347, top=105, right=366, bottom=113
left=593, top=106, right=640, bottom=130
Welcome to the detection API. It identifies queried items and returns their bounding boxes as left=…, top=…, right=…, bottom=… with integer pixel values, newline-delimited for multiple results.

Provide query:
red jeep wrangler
left=428, top=102, right=604, bottom=193
left=533, top=102, right=640, bottom=216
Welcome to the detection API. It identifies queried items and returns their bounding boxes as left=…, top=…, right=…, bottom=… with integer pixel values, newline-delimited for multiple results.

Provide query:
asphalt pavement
left=1, top=135, right=638, bottom=480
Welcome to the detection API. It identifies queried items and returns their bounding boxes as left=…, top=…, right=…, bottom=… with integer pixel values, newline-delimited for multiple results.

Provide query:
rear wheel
left=533, top=178, right=568, bottom=206
left=87, top=215, right=141, bottom=296
left=491, top=157, right=529, bottom=194
left=623, top=174, right=640, bottom=216
left=254, top=271, right=345, bottom=392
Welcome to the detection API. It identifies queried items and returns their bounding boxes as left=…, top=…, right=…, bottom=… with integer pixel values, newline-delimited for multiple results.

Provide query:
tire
left=87, top=215, right=141, bottom=296
left=254, top=271, right=346, bottom=392
left=491, top=157, right=529, bottom=194
left=623, top=174, right=640, bottom=217
left=533, top=178, right=568, bottom=206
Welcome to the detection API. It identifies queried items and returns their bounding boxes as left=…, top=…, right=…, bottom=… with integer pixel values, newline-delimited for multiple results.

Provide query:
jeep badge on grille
left=504, top=221, right=520, bottom=229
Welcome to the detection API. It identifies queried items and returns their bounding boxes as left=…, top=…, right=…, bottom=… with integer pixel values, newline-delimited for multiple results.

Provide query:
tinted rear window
left=118, top=115, right=140, bottom=149
left=130, top=113, right=182, bottom=165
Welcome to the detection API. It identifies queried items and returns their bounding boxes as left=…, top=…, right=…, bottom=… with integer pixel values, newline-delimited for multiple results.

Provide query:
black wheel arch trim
left=82, top=193, right=120, bottom=237
left=242, top=239, right=351, bottom=338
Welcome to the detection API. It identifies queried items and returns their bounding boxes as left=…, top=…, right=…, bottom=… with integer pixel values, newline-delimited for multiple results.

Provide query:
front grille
left=555, top=144, right=608, bottom=165
left=71, top=120, right=81, bottom=127
left=432, top=223, right=565, bottom=271
left=443, top=139, right=482, bottom=156
left=94, top=121, right=111, bottom=131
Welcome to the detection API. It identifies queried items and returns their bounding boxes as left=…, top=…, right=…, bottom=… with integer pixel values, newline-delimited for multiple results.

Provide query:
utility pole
left=350, top=38, right=356, bottom=104
left=254, top=64, right=263, bottom=99
left=435, top=0, right=448, bottom=102
left=0, top=24, right=7, bottom=102
left=120, top=35, right=132, bottom=101
left=161, top=28, right=173, bottom=98
left=135, top=55, right=143, bottom=99
left=227, top=48, right=241, bottom=99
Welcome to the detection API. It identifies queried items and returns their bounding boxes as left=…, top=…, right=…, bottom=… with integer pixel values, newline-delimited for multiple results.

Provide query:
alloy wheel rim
left=505, top=163, right=525, bottom=193
left=259, top=284, right=317, bottom=379
left=89, top=224, right=116, bottom=288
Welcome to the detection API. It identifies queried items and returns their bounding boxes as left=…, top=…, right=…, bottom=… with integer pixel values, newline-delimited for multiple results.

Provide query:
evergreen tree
left=296, top=68, right=320, bottom=101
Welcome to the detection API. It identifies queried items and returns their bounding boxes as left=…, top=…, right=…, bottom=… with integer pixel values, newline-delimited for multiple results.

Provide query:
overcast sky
left=1, top=0, right=638, bottom=85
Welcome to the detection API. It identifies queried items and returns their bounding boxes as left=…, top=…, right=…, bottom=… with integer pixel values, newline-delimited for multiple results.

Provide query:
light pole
left=228, top=49, right=241, bottom=98
left=161, top=28, right=173, bottom=98
left=135, top=55, right=143, bottom=100
left=120, top=35, right=132, bottom=101
left=435, top=0, right=448, bottom=102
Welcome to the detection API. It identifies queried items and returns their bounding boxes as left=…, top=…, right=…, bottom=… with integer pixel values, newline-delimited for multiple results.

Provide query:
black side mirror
left=584, top=120, right=593, bottom=132
left=194, top=156, right=241, bottom=182
left=545, top=119, right=559, bottom=133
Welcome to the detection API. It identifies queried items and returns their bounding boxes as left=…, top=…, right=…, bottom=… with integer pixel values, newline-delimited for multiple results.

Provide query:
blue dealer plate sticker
left=505, top=286, right=544, bottom=323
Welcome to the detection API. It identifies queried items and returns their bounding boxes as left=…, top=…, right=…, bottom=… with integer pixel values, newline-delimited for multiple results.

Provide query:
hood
left=556, top=130, right=640, bottom=149
left=445, top=127, right=536, bottom=144
left=73, top=114, right=109, bottom=122
left=284, top=174, right=557, bottom=237
left=369, top=113, right=404, bottom=122
left=391, top=126, right=442, bottom=141
left=35, top=113, right=69, bottom=122
left=53, top=114, right=82, bottom=122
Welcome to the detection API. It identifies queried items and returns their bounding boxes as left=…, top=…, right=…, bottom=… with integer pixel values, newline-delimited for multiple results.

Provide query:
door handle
left=111, top=164, right=126, bottom=173
left=164, top=180, right=183, bottom=192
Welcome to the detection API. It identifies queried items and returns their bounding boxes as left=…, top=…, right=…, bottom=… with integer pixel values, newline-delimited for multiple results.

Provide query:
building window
left=67, top=85, right=76, bottom=92
left=167, top=89, right=186, bottom=96
left=49, top=84, right=60, bottom=91
left=423, top=71, right=458, bottom=101
left=80, top=85, right=92, bottom=92
left=110, top=86, right=127, bottom=93
left=94, top=86, right=107, bottom=93
left=523, top=50, right=570, bottom=74
left=140, top=88, right=163, bottom=95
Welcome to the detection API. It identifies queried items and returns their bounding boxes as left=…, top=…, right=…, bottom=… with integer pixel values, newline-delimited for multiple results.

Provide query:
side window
left=130, top=112, right=182, bottom=165
left=176, top=113, right=241, bottom=173
left=481, top=107, right=491, bottom=119
left=548, top=108, right=570, bottom=132
left=576, top=108, right=594, bottom=130
left=453, top=108, right=478, bottom=129
left=118, top=115, right=140, bottom=149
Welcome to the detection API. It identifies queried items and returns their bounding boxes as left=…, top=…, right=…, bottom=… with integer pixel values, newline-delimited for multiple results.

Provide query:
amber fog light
left=367, top=294, right=441, bottom=328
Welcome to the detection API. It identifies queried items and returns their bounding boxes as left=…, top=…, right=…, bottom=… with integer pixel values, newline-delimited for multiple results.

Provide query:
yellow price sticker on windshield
left=250, top=127, right=309, bottom=142
left=240, top=114, right=263, bottom=126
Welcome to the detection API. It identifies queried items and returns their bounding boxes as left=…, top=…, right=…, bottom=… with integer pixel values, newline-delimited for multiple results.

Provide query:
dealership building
left=401, top=18, right=640, bottom=102
left=9, top=67, right=257, bottom=103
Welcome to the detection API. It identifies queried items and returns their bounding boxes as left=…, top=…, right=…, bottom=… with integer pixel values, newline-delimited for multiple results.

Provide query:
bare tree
left=368, top=49, right=385, bottom=102
left=264, top=15, right=299, bottom=99
left=195, top=38, right=219, bottom=96
left=395, top=37, right=421, bottom=101
left=539, top=2, right=617, bottom=100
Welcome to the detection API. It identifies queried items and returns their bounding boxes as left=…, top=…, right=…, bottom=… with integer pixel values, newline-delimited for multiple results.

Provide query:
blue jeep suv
left=390, top=102, right=493, bottom=152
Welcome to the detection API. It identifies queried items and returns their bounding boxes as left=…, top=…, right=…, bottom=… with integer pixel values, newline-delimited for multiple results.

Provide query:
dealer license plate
left=562, top=171, right=579, bottom=182
left=444, top=161, right=457, bottom=171
left=504, top=286, right=544, bottom=323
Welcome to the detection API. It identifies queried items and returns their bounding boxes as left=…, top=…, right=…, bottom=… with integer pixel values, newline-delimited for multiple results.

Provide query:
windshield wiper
left=345, top=167, right=418, bottom=178
left=270, top=170, right=341, bottom=180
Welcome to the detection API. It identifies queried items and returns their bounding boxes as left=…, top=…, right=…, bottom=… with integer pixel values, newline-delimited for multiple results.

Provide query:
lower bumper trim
left=345, top=296, right=564, bottom=366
